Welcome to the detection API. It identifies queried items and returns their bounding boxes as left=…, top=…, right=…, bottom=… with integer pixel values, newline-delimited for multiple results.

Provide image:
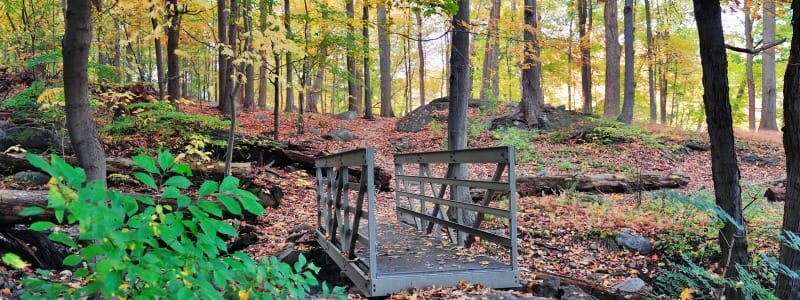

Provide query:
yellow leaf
left=238, top=288, right=250, bottom=300
left=680, top=288, right=694, bottom=300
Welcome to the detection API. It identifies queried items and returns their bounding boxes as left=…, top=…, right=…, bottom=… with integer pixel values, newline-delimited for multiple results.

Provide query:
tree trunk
left=377, top=4, right=394, bottom=117
left=760, top=0, right=778, bottom=131
left=776, top=0, right=800, bottom=296
left=416, top=11, right=426, bottom=107
left=480, top=0, right=501, bottom=103
left=218, top=0, right=230, bottom=113
left=166, top=0, right=181, bottom=102
left=363, top=3, right=373, bottom=119
left=693, top=1, right=749, bottom=298
left=520, top=0, right=543, bottom=127
left=603, top=0, right=620, bottom=119
left=579, top=0, right=592, bottom=114
left=257, top=0, right=269, bottom=110
left=151, top=3, right=166, bottom=101
left=744, top=3, right=756, bottom=131
left=283, top=0, right=295, bottom=113
left=617, top=0, right=635, bottom=124
left=63, top=0, right=106, bottom=184
left=308, top=46, right=325, bottom=113
left=226, top=0, right=239, bottom=116
left=243, top=4, right=255, bottom=111
left=659, top=58, right=668, bottom=124
left=644, top=0, right=656, bottom=124
left=346, top=0, right=361, bottom=112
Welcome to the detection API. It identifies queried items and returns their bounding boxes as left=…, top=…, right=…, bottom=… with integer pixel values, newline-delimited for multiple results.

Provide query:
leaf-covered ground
left=179, top=103, right=786, bottom=298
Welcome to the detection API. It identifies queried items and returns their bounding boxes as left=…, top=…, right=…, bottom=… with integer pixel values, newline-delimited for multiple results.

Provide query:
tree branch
left=726, top=38, right=787, bottom=54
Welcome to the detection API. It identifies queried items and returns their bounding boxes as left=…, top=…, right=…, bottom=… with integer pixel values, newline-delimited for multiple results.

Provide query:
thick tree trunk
left=150, top=4, right=166, bottom=101
left=645, top=0, right=656, bottom=124
left=346, top=0, right=361, bottom=112
left=617, top=0, right=635, bottom=124
left=257, top=0, right=268, bottom=110
left=377, top=4, right=394, bottom=117
left=166, top=0, right=181, bottom=102
left=745, top=4, right=756, bottom=131
left=308, top=47, right=326, bottom=113
left=363, top=3, right=373, bottom=119
left=693, top=2, right=749, bottom=298
left=226, top=0, right=239, bottom=115
left=603, top=0, right=620, bottom=119
left=416, top=11, right=426, bottom=107
left=284, top=0, right=295, bottom=113
left=481, top=0, right=501, bottom=103
left=776, top=0, right=800, bottom=296
left=63, top=0, right=106, bottom=184
left=218, top=0, right=230, bottom=113
left=244, top=5, right=255, bottom=111
left=520, top=0, right=543, bottom=127
left=579, top=0, right=592, bottom=114
left=760, top=0, right=778, bottom=131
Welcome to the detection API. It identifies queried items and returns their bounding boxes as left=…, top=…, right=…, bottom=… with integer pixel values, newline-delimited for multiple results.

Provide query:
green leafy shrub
left=103, top=102, right=229, bottom=148
left=19, top=150, right=335, bottom=299
left=2, top=81, right=44, bottom=109
left=495, top=127, right=540, bottom=163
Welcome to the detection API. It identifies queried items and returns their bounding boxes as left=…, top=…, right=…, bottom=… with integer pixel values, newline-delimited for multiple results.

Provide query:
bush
left=18, top=150, right=339, bottom=299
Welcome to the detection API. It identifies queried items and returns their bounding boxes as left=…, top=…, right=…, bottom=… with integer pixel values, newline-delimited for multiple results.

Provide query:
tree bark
left=776, top=0, right=800, bottom=296
left=520, top=0, right=543, bottom=127
left=218, top=0, right=230, bottom=113
left=760, top=0, right=778, bottom=131
left=257, top=0, right=269, bottom=110
left=150, top=3, right=165, bottom=101
left=363, top=3, right=373, bottom=119
left=644, top=0, right=656, bottom=123
left=226, top=0, right=239, bottom=115
left=617, top=0, right=635, bottom=124
left=744, top=3, right=756, bottom=131
left=579, top=0, right=592, bottom=114
left=377, top=4, right=394, bottom=117
left=283, top=0, right=295, bottom=113
left=243, top=3, right=255, bottom=111
left=346, top=0, right=361, bottom=112
left=416, top=11, right=426, bottom=107
left=308, top=46, right=325, bottom=113
left=481, top=0, right=501, bottom=103
left=63, top=0, right=106, bottom=184
left=166, top=0, right=181, bottom=102
left=603, top=0, right=620, bottom=119
left=693, top=1, right=749, bottom=298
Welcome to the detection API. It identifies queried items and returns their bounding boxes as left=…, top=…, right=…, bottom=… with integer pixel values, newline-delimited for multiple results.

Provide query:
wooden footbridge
left=314, top=146, right=519, bottom=297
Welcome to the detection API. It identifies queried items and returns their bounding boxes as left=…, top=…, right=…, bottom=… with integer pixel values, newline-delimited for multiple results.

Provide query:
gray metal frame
left=314, top=146, right=518, bottom=297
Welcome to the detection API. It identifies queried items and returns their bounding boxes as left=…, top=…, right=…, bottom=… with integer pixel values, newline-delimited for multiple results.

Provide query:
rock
left=613, top=277, right=646, bottom=293
left=685, top=142, right=710, bottom=151
left=396, top=105, right=434, bottom=133
left=615, top=228, right=652, bottom=255
left=536, top=277, right=560, bottom=298
left=275, top=244, right=301, bottom=265
left=0, top=126, right=64, bottom=153
left=333, top=110, right=360, bottom=120
left=59, top=270, right=73, bottom=278
left=13, top=171, right=50, bottom=186
left=390, top=136, right=415, bottom=152
left=255, top=113, right=268, bottom=120
left=740, top=152, right=778, bottom=166
left=322, top=129, right=356, bottom=142
left=561, top=285, right=598, bottom=300
left=308, top=128, right=321, bottom=135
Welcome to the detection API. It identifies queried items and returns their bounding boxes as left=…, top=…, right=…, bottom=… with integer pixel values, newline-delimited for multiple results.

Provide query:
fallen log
left=516, top=172, right=690, bottom=196
left=0, top=226, right=67, bottom=269
left=0, top=189, right=276, bottom=225
left=765, top=187, right=786, bottom=202
left=282, top=143, right=392, bottom=192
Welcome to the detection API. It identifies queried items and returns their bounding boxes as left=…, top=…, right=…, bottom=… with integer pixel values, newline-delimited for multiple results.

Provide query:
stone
left=561, top=285, right=598, bottom=300
left=308, top=128, right=321, bottom=135
left=255, top=113, right=268, bottom=120
left=395, top=105, right=433, bottom=133
left=0, top=126, right=64, bottom=152
left=13, top=171, right=50, bottom=186
left=615, top=228, right=652, bottom=255
left=536, top=277, right=560, bottom=298
left=322, top=129, right=356, bottom=142
left=613, top=277, right=646, bottom=293
left=275, top=244, right=301, bottom=265
left=59, top=270, right=73, bottom=278
left=333, top=110, right=360, bottom=120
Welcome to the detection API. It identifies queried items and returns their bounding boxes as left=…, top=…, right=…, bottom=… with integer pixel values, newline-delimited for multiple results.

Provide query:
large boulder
left=613, top=277, right=646, bottom=293
left=333, top=110, right=360, bottom=120
left=13, top=171, right=50, bottom=186
left=395, top=105, right=433, bottom=133
left=0, top=126, right=65, bottom=153
left=615, top=228, right=652, bottom=255
left=322, top=129, right=357, bottom=142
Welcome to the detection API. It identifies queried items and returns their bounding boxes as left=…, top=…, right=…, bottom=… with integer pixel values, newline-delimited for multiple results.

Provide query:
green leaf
left=176, top=195, right=191, bottom=207
left=138, top=195, right=155, bottom=206
left=197, top=201, right=222, bottom=218
left=162, top=186, right=181, bottom=199
left=170, top=163, right=193, bottom=176
left=198, top=181, right=219, bottom=197
left=294, top=253, right=307, bottom=272
left=157, top=149, right=175, bottom=172
left=216, top=194, right=242, bottom=216
left=19, top=206, right=45, bottom=217
left=29, top=221, right=55, bottom=231
left=164, top=176, right=192, bottom=189
left=235, top=189, right=265, bottom=216
left=216, top=221, right=237, bottom=236
left=51, top=155, right=85, bottom=186
left=2, top=253, right=27, bottom=269
left=26, top=153, right=53, bottom=175
left=133, top=154, right=160, bottom=174
left=219, top=176, right=239, bottom=192
left=48, top=232, right=77, bottom=248
left=134, top=172, right=157, bottom=189
left=62, top=254, right=82, bottom=267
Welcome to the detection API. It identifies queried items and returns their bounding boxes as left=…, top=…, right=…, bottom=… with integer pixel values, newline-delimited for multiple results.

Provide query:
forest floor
left=178, top=103, right=787, bottom=299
